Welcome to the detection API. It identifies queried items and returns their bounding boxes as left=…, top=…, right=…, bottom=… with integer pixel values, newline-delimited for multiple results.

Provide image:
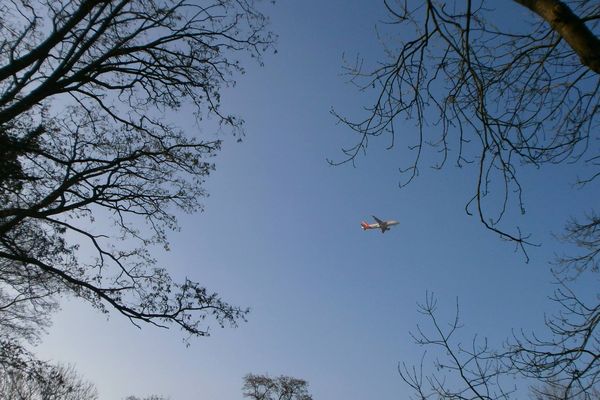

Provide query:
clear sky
left=35, top=1, right=598, bottom=399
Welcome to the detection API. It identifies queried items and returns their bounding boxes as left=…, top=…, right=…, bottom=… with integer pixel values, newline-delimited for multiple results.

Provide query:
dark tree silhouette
left=243, top=373, right=313, bottom=400
left=555, top=213, right=600, bottom=279
left=399, top=291, right=599, bottom=400
left=398, top=294, right=513, bottom=400
left=0, top=362, right=98, bottom=400
left=333, top=2, right=600, bottom=398
left=0, top=0, right=273, bottom=340
left=505, top=283, right=600, bottom=400
left=333, top=0, right=599, bottom=258
left=531, top=380, right=600, bottom=400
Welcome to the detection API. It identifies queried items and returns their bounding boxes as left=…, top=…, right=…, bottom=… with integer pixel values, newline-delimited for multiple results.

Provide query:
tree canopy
left=243, top=373, right=313, bottom=400
left=0, top=0, right=273, bottom=345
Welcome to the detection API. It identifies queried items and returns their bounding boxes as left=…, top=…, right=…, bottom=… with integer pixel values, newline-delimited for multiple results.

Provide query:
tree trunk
left=514, top=0, right=600, bottom=74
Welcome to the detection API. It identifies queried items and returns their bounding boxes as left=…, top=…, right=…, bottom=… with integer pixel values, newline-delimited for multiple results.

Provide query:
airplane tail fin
left=361, top=222, right=369, bottom=230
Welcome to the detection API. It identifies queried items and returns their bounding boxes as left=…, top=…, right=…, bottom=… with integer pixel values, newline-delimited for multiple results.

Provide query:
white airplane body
left=361, top=216, right=399, bottom=233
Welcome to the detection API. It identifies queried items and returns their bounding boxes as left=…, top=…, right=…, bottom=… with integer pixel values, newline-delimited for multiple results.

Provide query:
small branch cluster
left=401, top=289, right=599, bottom=400
left=399, top=293, right=514, bottom=400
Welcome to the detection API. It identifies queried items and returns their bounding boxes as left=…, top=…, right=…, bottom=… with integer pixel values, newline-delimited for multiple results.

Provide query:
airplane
left=361, top=216, right=399, bottom=233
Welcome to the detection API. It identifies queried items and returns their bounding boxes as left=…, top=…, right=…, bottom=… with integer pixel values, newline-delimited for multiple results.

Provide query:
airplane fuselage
left=361, top=219, right=399, bottom=233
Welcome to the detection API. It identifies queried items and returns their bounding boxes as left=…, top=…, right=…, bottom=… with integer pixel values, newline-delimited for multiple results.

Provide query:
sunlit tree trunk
left=514, top=0, right=600, bottom=73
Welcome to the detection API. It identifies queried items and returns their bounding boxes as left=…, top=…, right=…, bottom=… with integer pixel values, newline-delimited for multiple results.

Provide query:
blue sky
left=35, top=1, right=598, bottom=399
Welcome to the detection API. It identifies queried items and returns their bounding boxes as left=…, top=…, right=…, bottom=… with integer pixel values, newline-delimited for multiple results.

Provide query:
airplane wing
left=372, top=215, right=385, bottom=225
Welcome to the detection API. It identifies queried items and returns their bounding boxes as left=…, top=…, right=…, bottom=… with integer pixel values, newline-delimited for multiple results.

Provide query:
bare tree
left=332, top=1, right=599, bottom=398
left=398, top=293, right=514, bottom=400
left=505, top=281, right=600, bottom=400
left=400, top=290, right=599, bottom=400
left=0, top=362, right=98, bottom=400
left=333, top=0, right=600, bottom=258
left=555, top=213, right=600, bottom=279
left=531, top=380, right=600, bottom=400
left=0, top=0, right=274, bottom=341
left=243, top=373, right=313, bottom=400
